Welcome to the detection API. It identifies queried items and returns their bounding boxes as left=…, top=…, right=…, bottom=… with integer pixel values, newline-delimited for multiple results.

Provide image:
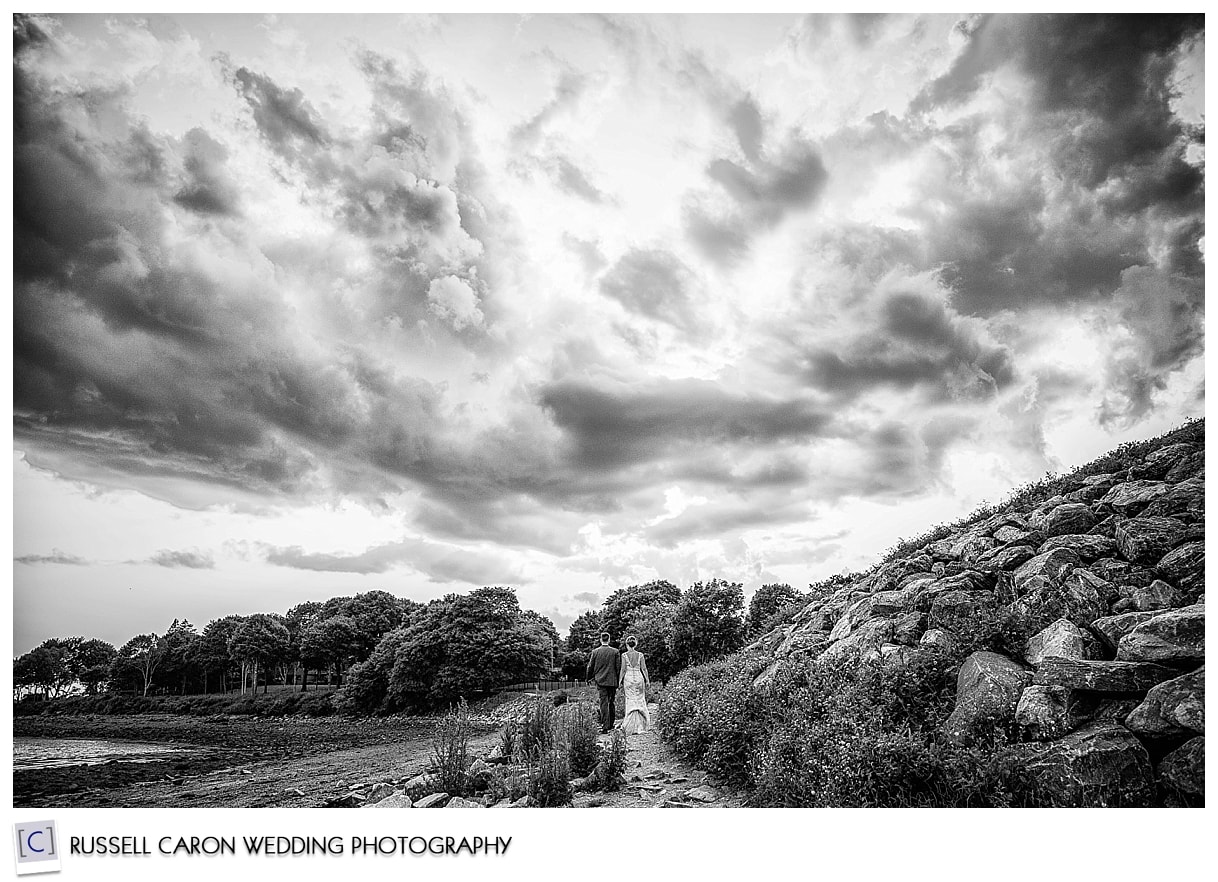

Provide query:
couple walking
left=585, top=632, right=650, bottom=735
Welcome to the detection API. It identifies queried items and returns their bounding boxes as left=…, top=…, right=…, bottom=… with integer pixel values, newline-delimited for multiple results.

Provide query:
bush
left=551, top=689, right=569, bottom=706
left=661, top=651, right=1041, bottom=807
left=525, top=729, right=572, bottom=807
left=428, top=700, right=473, bottom=797
left=518, top=697, right=555, bottom=759
left=559, top=703, right=601, bottom=778
left=597, top=730, right=627, bottom=792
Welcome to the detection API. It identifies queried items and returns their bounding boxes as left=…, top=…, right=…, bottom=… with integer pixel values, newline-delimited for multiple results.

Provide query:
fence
left=502, top=679, right=586, bottom=693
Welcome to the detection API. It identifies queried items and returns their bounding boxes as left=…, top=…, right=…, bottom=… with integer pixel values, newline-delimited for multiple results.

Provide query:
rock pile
left=747, top=427, right=1204, bottom=806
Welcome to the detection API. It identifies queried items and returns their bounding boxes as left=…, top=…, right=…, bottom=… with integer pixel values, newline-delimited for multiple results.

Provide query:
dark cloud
left=15, top=549, right=88, bottom=566
left=264, top=539, right=526, bottom=585
left=562, top=234, right=608, bottom=275
left=598, top=249, right=701, bottom=332
left=174, top=128, right=240, bottom=216
left=571, top=591, right=602, bottom=605
left=796, top=285, right=1016, bottom=404
left=148, top=549, right=215, bottom=569
left=539, top=377, right=832, bottom=471
left=1098, top=267, right=1204, bottom=426
left=546, top=155, right=608, bottom=203
left=232, top=66, right=328, bottom=154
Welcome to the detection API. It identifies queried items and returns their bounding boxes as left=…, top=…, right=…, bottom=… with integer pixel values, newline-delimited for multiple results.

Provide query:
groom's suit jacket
left=586, top=644, right=622, bottom=687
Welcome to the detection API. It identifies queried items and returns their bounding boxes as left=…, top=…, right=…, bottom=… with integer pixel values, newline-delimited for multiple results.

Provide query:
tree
left=73, top=638, right=118, bottom=694
left=601, top=580, right=681, bottom=643
left=625, top=600, right=679, bottom=682
left=521, top=610, right=560, bottom=672
left=115, top=634, right=167, bottom=696
left=746, top=583, right=804, bottom=635
left=566, top=610, right=603, bottom=656
left=14, top=645, right=65, bottom=699
left=157, top=619, right=202, bottom=694
left=285, top=602, right=323, bottom=689
left=340, top=587, right=548, bottom=713
left=227, top=614, right=290, bottom=694
left=199, top=616, right=243, bottom=693
left=670, top=579, right=746, bottom=670
left=299, top=615, right=359, bottom=686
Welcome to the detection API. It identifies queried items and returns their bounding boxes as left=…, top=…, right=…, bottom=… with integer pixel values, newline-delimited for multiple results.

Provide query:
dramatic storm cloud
left=11, top=14, right=1204, bottom=651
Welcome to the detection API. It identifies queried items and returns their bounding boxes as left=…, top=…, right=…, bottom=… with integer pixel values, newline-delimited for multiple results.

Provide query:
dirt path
left=572, top=703, right=744, bottom=808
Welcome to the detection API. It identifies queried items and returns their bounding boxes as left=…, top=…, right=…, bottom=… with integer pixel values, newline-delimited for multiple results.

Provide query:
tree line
left=13, top=580, right=810, bottom=712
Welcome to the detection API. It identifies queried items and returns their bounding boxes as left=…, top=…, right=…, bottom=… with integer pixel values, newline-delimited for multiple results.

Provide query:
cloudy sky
left=12, top=13, right=1205, bottom=652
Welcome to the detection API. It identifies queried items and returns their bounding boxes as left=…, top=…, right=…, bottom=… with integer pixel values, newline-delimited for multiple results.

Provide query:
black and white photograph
left=10, top=10, right=1205, bottom=823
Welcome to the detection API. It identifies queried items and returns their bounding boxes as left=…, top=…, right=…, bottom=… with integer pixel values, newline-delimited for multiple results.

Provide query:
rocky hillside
left=744, top=421, right=1203, bottom=806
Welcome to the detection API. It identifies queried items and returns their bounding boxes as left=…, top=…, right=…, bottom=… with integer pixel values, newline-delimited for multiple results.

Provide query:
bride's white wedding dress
left=619, top=650, right=651, bottom=735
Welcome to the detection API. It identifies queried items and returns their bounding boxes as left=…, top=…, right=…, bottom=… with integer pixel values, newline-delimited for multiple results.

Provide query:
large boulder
left=1008, top=570, right=1107, bottom=635
left=891, top=611, right=926, bottom=646
left=368, top=793, right=413, bottom=808
left=775, top=629, right=831, bottom=659
left=1023, top=724, right=1155, bottom=807
left=1124, top=668, right=1204, bottom=738
left=1089, top=558, right=1157, bottom=590
left=1099, top=481, right=1171, bottom=516
left=414, top=793, right=451, bottom=808
left=1155, top=541, right=1203, bottom=601
left=1090, top=611, right=1160, bottom=652
left=1033, top=658, right=1180, bottom=692
left=942, top=651, right=1031, bottom=745
left=1157, top=736, right=1204, bottom=806
left=1116, top=605, right=1204, bottom=664
left=976, top=544, right=1037, bottom=571
left=929, top=590, right=994, bottom=636
left=1163, top=451, right=1204, bottom=484
left=1015, top=685, right=1073, bottom=740
left=1135, top=443, right=1198, bottom=480
left=1038, top=534, right=1117, bottom=562
left=1036, top=503, right=1097, bottom=537
left=1141, top=477, right=1204, bottom=522
left=1012, top=548, right=1080, bottom=594
left=994, top=525, right=1041, bottom=546
left=818, top=618, right=894, bottom=666
left=1023, top=619, right=1099, bottom=666
left=1115, top=516, right=1189, bottom=565
left=919, top=628, right=954, bottom=654
left=1126, top=580, right=1183, bottom=613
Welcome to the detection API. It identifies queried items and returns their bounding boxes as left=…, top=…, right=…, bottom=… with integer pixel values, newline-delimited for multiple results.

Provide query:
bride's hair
left=625, top=635, right=637, bottom=648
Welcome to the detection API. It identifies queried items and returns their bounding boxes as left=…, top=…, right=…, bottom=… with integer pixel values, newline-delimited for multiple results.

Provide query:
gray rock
left=775, top=629, right=831, bottom=659
left=1089, top=557, right=1157, bottom=590
left=1013, top=548, right=1080, bottom=594
left=869, top=589, right=912, bottom=617
left=929, top=590, right=994, bottom=636
left=1024, top=619, right=1098, bottom=666
left=751, top=660, right=781, bottom=690
left=1116, top=604, right=1204, bottom=664
left=919, top=628, right=953, bottom=653
left=1115, top=516, right=1188, bottom=565
left=402, top=773, right=438, bottom=798
left=1155, top=541, right=1203, bottom=600
left=994, top=526, right=1039, bottom=546
left=684, top=786, right=719, bottom=803
left=445, top=797, right=483, bottom=808
left=976, top=544, right=1037, bottom=571
left=818, top=618, right=894, bottom=666
left=1033, top=658, right=1180, bottom=692
left=1091, top=611, right=1160, bottom=652
left=1037, top=534, right=1117, bottom=562
left=891, top=610, right=926, bottom=645
left=1038, top=503, right=1097, bottom=537
left=1015, top=685, right=1073, bottom=740
left=510, top=795, right=530, bottom=807
left=942, top=651, right=1031, bottom=745
left=1124, top=668, right=1204, bottom=738
left=1128, top=579, right=1183, bottom=612
left=1100, top=481, right=1171, bottom=515
left=912, top=570, right=997, bottom=611
left=1008, top=571, right=1106, bottom=635
left=1024, top=724, right=1154, bottom=806
left=1163, top=451, right=1204, bottom=484
left=368, top=793, right=413, bottom=808
left=366, top=782, right=397, bottom=802
left=1157, top=736, right=1204, bottom=804
left=414, top=793, right=451, bottom=808
left=1141, top=477, right=1204, bottom=522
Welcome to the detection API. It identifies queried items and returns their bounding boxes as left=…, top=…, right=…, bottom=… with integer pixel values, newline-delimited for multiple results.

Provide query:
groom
left=585, top=632, right=621, bottom=734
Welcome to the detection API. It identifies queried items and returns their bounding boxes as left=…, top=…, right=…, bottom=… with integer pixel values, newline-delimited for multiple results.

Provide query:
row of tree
left=14, top=580, right=810, bottom=711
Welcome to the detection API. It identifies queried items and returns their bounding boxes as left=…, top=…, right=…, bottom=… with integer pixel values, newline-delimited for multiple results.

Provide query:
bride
left=617, top=635, right=651, bottom=735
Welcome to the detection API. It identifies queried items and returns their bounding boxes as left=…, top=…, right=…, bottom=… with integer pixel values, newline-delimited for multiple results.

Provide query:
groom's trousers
left=597, top=685, right=617, bottom=733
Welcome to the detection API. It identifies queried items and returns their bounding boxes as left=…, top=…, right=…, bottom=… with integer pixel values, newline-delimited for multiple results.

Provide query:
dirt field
left=13, top=713, right=500, bottom=808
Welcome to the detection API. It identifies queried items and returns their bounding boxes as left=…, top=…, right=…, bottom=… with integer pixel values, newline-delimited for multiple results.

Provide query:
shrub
left=525, top=738, right=572, bottom=807
left=598, top=730, right=627, bottom=792
left=560, top=703, right=601, bottom=778
left=551, top=689, right=569, bottom=706
left=518, top=697, right=555, bottom=759
left=497, top=720, right=518, bottom=761
left=428, top=700, right=473, bottom=797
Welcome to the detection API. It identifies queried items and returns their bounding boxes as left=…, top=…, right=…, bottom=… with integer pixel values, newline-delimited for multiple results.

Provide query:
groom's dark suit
left=586, top=644, right=622, bottom=733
